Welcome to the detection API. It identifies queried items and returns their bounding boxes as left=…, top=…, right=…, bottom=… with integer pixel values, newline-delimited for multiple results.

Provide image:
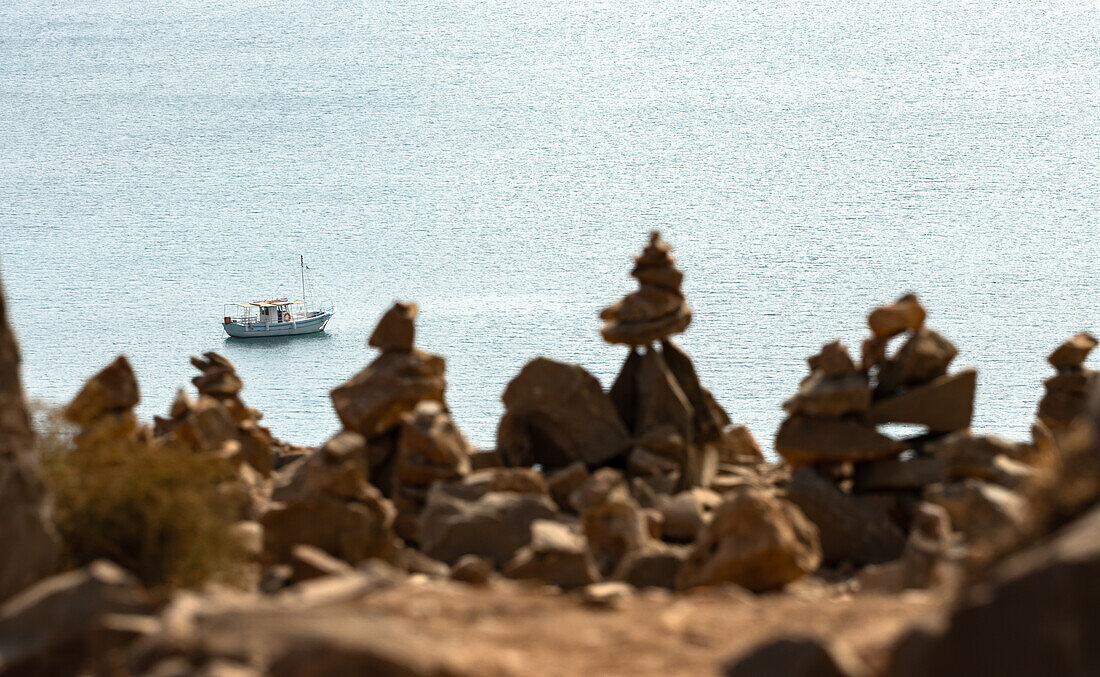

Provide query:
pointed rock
left=63, top=355, right=139, bottom=427
left=662, top=339, right=729, bottom=444
left=368, top=302, right=417, bottom=352
left=1047, top=332, right=1097, bottom=370
left=869, top=369, right=976, bottom=433
left=876, top=328, right=958, bottom=396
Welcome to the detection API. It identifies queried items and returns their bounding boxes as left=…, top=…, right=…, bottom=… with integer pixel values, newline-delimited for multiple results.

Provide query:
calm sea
left=2, top=0, right=1099, bottom=453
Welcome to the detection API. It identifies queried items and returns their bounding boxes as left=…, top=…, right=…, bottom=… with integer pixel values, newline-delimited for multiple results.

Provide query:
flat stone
left=783, top=371, right=871, bottom=417
left=851, top=457, right=946, bottom=492
left=868, top=369, right=976, bottom=433
left=776, top=415, right=909, bottom=465
left=419, top=488, right=558, bottom=566
left=503, top=520, right=600, bottom=590
left=615, top=544, right=689, bottom=590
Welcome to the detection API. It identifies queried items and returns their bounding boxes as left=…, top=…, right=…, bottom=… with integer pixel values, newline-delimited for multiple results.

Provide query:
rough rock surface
left=867, top=293, right=926, bottom=339
left=868, top=369, right=977, bottom=433
left=504, top=520, right=600, bottom=590
left=776, top=415, right=908, bottom=465
left=368, top=301, right=417, bottom=352
left=677, top=488, right=821, bottom=592
left=497, top=357, right=629, bottom=470
left=0, top=276, right=60, bottom=603
left=600, top=231, right=692, bottom=346
left=331, top=348, right=446, bottom=440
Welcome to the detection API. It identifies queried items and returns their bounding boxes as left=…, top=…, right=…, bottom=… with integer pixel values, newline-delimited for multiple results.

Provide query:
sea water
left=2, top=0, right=1099, bottom=452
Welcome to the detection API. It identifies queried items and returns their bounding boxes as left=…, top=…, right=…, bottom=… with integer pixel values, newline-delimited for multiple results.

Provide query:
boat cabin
left=223, top=299, right=304, bottom=326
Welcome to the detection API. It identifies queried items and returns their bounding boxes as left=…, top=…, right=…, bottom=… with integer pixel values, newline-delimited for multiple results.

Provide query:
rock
left=496, top=357, right=629, bottom=470
left=867, top=293, right=926, bottom=339
left=190, top=352, right=244, bottom=400
left=63, top=355, right=140, bottom=427
left=925, top=432, right=1035, bottom=489
left=868, top=368, right=977, bottom=433
left=657, top=489, right=722, bottom=543
left=676, top=488, right=822, bottom=592
left=393, top=547, right=450, bottom=579
left=723, top=636, right=851, bottom=677
left=615, top=544, right=689, bottom=589
left=261, top=491, right=397, bottom=567
left=924, top=429, right=1031, bottom=462
left=636, top=348, right=695, bottom=448
left=861, top=335, right=888, bottom=371
left=580, top=581, right=633, bottom=608
left=569, top=468, right=630, bottom=513
left=875, top=328, right=958, bottom=396
left=583, top=495, right=652, bottom=578
left=368, top=302, right=417, bottom=352
left=392, top=401, right=471, bottom=542
left=609, top=347, right=643, bottom=433
left=0, top=447, right=60, bottom=607
left=330, top=348, right=446, bottom=440
left=0, top=561, right=155, bottom=675
left=776, top=415, right=909, bottom=465
left=786, top=467, right=906, bottom=566
left=808, top=341, right=858, bottom=377
left=1038, top=369, right=1097, bottom=430
left=714, top=424, right=765, bottom=464
left=886, top=503, right=1100, bottom=677
left=419, top=486, right=558, bottom=566
left=783, top=371, right=871, bottom=418
left=468, top=449, right=502, bottom=470
left=289, top=545, right=354, bottom=583
left=546, top=461, right=588, bottom=512
left=600, top=231, right=692, bottom=346
left=1047, top=332, right=1097, bottom=370
left=851, top=457, right=946, bottom=492
left=924, top=480, right=1031, bottom=562
left=449, top=554, right=494, bottom=585
left=503, top=520, right=600, bottom=590
left=272, top=433, right=371, bottom=504
left=661, top=339, right=729, bottom=444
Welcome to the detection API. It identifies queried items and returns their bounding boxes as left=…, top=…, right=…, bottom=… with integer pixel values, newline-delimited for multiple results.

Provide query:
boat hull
left=223, top=311, right=333, bottom=338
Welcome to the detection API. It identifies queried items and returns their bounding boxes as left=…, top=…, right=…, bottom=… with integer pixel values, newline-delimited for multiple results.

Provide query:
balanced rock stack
left=602, top=231, right=738, bottom=492
left=153, top=352, right=275, bottom=475
left=63, top=356, right=145, bottom=451
left=776, top=294, right=1016, bottom=569
left=1036, top=332, right=1097, bottom=437
left=330, top=302, right=469, bottom=542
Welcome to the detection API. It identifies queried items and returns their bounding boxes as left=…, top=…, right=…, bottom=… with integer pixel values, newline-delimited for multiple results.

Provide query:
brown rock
left=923, top=480, right=1031, bottom=561
left=368, top=302, right=417, bottom=352
left=875, top=328, right=958, bottom=396
left=600, top=232, right=692, bottom=346
left=868, top=368, right=977, bottom=433
left=609, top=347, right=643, bottom=433
left=261, top=490, right=397, bottom=566
left=657, top=489, right=722, bottom=543
left=677, top=488, right=821, bottom=592
left=861, top=335, right=888, bottom=372
left=808, top=340, right=858, bottom=377
left=723, top=636, right=852, bottom=677
left=496, top=357, right=629, bottom=470
left=419, top=486, right=558, bottom=566
left=272, top=433, right=371, bottom=504
left=616, top=544, right=689, bottom=589
left=0, top=561, right=155, bottom=675
left=868, top=293, right=926, bottom=338
left=924, top=431, right=1035, bottom=489
left=783, top=371, right=871, bottom=417
left=289, top=544, right=354, bottom=583
left=661, top=339, right=730, bottom=444
left=331, top=348, right=446, bottom=440
left=786, top=466, right=906, bottom=566
left=583, top=496, right=652, bottom=578
left=851, top=457, right=946, bottom=492
left=636, top=348, right=695, bottom=447
left=63, top=355, right=139, bottom=427
left=1038, top=369, right=1097, bottom=429
left=714, top=424, right=765, bottom=464
left=886, top=503, right=1100, bottom=677
left=190, top=352, right=244, bottom=400
left=503, top=520, right=600, bottom=590
left=776, top=415, right=909, bottom=465
left=449, top=554, right=494, bottom=585
left=546, top=461, right=589, bottom=512
left=1047, top=332, right=1098, bottom=370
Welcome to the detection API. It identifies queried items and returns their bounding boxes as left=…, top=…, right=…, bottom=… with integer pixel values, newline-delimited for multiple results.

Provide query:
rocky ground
left=1, top=233, right=1097, bottom=676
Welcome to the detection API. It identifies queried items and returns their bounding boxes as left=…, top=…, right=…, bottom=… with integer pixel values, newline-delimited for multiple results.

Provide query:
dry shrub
left=34, top=403, right=248, bottom=589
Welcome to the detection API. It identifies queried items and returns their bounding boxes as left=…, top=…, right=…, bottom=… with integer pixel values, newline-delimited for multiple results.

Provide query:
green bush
left=35, top=403, right=248, bottom=589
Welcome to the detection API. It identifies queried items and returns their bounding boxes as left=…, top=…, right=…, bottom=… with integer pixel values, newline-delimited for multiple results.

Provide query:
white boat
left=222, top=257, right=335, bottom=338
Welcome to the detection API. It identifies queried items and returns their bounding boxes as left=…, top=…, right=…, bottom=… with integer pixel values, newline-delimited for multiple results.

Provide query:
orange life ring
left=283, top=312, right=291, bottom=322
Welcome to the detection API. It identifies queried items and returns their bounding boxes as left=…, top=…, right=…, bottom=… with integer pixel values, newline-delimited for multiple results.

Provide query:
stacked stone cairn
left=330, top=302, right=471, bottom=544
left=1036, top=332, right=1097, bottom=441
left=153, top=352, right=276, bottom=476
left=64, top=355, right=146, bottom=452
left=778, top=294, right=1037, bottom=576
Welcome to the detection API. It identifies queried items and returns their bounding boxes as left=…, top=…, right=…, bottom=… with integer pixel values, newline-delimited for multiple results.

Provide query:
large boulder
left=496, top=357, right=629, bottom=470
left=785, top=467, right=906, bottom=566
left=418, top=484, right=558, bottom=566
left=676, top=488, right=821, bottom=592
left=330, top=348, right=446, bottom=440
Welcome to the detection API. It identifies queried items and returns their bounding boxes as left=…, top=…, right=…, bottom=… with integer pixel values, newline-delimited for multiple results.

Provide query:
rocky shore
left=1, top=234, right=1097, bottom=677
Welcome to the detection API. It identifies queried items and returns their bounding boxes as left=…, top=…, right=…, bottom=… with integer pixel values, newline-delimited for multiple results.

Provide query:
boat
left=222, top=256, right=335, bottom=338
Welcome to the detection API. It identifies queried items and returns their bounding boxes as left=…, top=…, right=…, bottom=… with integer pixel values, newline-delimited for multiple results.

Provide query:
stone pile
left=64, top=355, right=145, bottom=451
left=1036, top=332, right=1097, bottom=438
left=330, top=302, right=469, bottom=543
left=153, top=352, right=276, bottom=475
left=777, top=295, right=1038, bottom=569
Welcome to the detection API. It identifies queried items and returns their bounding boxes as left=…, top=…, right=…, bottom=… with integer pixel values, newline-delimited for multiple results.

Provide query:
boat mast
left=300, top=255, right=306, bottom=309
